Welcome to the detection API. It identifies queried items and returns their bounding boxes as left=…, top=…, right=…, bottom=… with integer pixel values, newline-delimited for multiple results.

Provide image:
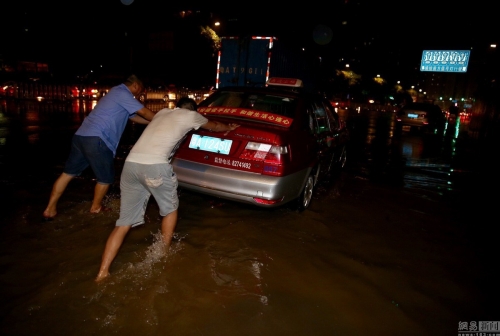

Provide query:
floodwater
left=0, top=98, right=496, bottom=335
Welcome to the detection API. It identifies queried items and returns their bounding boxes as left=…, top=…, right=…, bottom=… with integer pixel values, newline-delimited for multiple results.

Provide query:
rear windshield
left=403, top=103, right=441, bottom=113
left=202, top=91, right=298, bottom=119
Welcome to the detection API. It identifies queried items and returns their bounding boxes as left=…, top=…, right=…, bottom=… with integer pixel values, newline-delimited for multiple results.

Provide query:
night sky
left=2, top=0, right=497, bottom=88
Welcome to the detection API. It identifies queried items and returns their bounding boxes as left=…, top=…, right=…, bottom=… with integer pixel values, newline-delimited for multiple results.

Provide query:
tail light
left=239, top=142, right=288, bottom=176
left=253, top=196, right=285, bottom=205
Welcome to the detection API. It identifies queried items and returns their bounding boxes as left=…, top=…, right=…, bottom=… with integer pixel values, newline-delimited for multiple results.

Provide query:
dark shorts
left=64, top=135, right=114, bottom=185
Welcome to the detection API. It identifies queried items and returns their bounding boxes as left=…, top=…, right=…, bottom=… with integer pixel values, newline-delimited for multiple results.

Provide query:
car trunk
left=173, top=117, right=315, bottom=177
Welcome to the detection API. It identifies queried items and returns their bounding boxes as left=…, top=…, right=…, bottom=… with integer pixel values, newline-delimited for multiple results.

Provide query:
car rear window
left=203, top=91, right=297, bottom=119
left=403, top=103, right=441, bottom=112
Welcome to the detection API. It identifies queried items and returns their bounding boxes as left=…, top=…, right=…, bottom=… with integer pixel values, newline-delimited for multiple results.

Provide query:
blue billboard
left=420, top=50, right=471, bottom=73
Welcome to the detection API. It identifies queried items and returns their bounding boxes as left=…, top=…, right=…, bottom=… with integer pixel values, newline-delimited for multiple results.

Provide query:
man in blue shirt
left=43, top=75, right=156, bottom=220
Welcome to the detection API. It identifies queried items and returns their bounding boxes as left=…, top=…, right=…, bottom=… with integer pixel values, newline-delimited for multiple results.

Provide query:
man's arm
left=130, top=107, right=156, bottom=124
left=129, top=114, right=150, bottom=125
left=137, top=107, right=156, bottom=121
left=201, top=120, right=240, bottom=132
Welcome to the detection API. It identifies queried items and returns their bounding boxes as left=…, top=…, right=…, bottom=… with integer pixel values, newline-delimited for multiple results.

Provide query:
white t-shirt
left=126, top=107, right=208, bottom=164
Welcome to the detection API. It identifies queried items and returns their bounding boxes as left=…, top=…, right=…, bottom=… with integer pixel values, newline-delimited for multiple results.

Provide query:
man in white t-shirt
left=96, top=97, right=240, bottom=281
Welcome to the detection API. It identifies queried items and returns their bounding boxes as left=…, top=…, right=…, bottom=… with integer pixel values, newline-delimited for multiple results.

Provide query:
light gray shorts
left=116, top=161, right=179, bottom=227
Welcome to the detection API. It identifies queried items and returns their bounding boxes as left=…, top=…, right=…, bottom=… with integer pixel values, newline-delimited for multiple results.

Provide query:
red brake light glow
left=239, top=142, right=288, bottom=176
left=253, top=196, right=284, bottom=205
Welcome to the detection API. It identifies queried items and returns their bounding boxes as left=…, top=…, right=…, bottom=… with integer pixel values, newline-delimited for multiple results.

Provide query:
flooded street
left=0, top=98, right=496, bottom=335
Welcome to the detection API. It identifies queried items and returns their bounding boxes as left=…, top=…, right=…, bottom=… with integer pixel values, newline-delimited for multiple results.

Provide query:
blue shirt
left=75, top=83, right=144, bottom=156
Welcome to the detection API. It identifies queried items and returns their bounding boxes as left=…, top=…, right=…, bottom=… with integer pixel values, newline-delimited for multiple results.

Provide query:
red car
left=171, top=77, right=349, bottom=211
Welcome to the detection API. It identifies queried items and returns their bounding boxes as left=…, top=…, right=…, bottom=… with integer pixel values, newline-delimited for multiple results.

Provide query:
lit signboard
left=420, top=50, right=471, bottom=73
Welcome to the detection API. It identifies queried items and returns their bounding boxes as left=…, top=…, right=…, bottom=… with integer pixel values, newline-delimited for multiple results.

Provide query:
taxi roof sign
left=267, top=78, right=303, bottom=87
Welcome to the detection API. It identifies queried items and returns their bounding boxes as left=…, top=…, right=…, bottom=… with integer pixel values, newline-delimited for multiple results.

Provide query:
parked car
left=138, top=88, right=168, bottom=102
left=138, top=84, right=177, bottom=103
left=395, top=102, right=447, bottom=134
left=69, top=85, right=101, bottom=100
left=171, top=77, right=349, bottom=211
left=81, top=87, right=100, bottom=100
left=0, top=81, right=17, bottom=97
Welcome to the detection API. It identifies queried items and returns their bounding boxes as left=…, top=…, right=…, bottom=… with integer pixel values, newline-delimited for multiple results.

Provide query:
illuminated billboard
left=420, top=50, right=471, bottom=73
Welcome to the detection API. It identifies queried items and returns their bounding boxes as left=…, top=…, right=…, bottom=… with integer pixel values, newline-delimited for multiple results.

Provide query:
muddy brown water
left=0, top=99, right=496, bottom=335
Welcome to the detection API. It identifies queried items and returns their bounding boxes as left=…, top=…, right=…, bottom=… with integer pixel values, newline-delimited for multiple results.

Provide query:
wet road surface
left=0, top=99, right=496, bottom=335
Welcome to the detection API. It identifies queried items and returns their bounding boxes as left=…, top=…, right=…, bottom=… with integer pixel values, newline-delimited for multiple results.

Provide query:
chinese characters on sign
left=420, top=50, right=471, bottom=73
left=198, top=107, right=293, bottom=127
left=267, top=78, right=300, bottom=85
left=458, top=321, right=500, bottom=335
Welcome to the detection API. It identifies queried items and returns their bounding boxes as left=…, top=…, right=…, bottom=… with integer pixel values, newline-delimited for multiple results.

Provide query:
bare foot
left=90, top=206, right=111, bottom=214
left=43, top=209, right=57, bottom=219
left=90, top=205, right=102, bottom=214
left=95, top=271, right=109, bottom=282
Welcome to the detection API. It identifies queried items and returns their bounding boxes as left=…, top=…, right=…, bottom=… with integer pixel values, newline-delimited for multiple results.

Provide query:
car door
left=310, top=99, right=337, bottom=178
left=322, top=99, right=348, bottom=169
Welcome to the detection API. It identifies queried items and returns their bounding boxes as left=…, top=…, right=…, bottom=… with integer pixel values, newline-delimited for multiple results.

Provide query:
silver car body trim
left=172, top=158, right=311, bottom=207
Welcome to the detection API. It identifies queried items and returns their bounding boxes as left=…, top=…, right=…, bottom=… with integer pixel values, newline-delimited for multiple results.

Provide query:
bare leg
left=161, top=210, right=178, bottom=250
left=43, top=172, right=74, bottom=218
left=90, top=183, right=110, bottom=213
left=95, top=225, right=131, bottom=282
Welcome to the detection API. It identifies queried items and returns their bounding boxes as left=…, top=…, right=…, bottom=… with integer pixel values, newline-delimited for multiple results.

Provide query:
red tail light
left=253, top=196, right=285, bottom=204
left=239, top=142, right=288, bottom=176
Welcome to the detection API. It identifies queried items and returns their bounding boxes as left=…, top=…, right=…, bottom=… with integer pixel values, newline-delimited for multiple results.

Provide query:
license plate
left=408, top=113, right=419, bottom=119
left=402, top=125, right=411, bottom=131
left=188, top=134, right=233, bottom=155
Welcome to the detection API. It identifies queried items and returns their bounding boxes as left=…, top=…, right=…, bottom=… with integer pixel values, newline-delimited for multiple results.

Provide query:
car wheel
left=296, top=171, right=315, bottom=212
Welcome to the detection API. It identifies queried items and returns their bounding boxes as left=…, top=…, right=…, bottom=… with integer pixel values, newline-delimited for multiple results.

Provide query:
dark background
left=2, top=0, right=497, bottom=89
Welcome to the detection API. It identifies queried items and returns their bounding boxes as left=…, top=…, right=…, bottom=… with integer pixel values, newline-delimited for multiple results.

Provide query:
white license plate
left=188, top=134, right=233, bottom=155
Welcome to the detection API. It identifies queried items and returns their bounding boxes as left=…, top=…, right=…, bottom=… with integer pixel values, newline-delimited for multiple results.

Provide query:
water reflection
left=0, top=98, right=173, bottom=220
left=0, top=99, right=493, bottom=336
left=1, top=100, right=467, bottom=200
left=337, top=108, right=466, bottom=199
